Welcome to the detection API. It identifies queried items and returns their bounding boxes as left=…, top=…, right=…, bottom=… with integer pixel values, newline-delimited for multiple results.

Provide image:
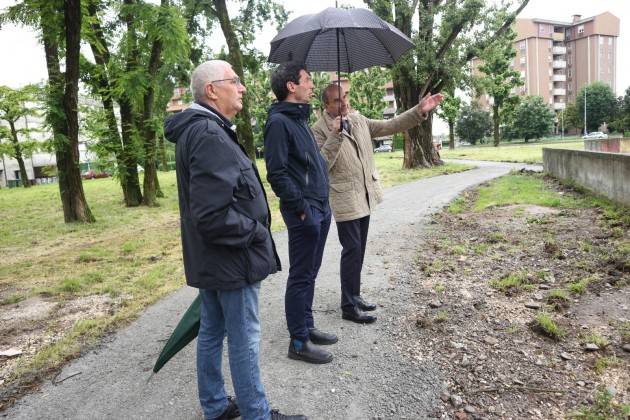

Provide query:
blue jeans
left=197, top=283, right=270, bottom=420
left=281, top=202, right=331, bottom=341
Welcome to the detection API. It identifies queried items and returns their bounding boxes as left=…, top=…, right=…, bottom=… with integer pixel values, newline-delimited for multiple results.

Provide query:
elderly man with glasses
left=165, top=60, right=305, bottom=420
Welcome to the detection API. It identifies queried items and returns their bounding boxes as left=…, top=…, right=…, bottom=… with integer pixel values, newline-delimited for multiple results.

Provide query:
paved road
left=3, top=161, right=540, bottom=420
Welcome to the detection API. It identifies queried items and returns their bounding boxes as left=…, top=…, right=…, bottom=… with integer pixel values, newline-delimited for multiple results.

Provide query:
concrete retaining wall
left=543, top=148, right=630, bottom=206
left=584, top=137, right=630, bottom=153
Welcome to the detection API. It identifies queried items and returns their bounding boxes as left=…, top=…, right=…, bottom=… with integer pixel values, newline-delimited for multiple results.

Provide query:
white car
left=582, top=132, right=608, bottom=140
left=373, top=144, right=393, bottom=153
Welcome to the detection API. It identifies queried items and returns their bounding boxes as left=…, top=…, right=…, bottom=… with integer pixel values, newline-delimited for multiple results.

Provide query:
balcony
left=553, top=102, right=566, bottom=110
left=552, top=74, right=566, bottom=82
left=552, top=32, right=565, bottom=41
left=552, top=60, right=566, bottom=69
left=552, top=88, right=566, bottom=96
left=552, top=46, right=567, bottom=55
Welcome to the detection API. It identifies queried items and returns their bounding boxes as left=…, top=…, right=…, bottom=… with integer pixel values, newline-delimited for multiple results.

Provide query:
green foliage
left=455, top=104, right=491, bottom=145
left=510, top=96, right=554, bottom=141
left=570, top=387, right=630, bottom=419
left=609, top=86, right=630, bottom=133
left=534, top=311, right=565, bottom=340
left=568, top=278, right=590, bottom=295
left=0, top=85, right=42, bottom=159
left=562, top=103, right=582, bottom=131
left=576, top=82, right=618, bottom=133
left=348, top=67, right=389, bottom=119
left=490, top=272, right=535, bottom=293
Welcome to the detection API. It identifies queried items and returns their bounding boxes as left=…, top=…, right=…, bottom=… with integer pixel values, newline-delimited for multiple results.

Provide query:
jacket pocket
left=330, top=181, right=355, bottom=215
left=234, top=167, right=259, bottom=200
left=245, top=234, right=273, bottom=283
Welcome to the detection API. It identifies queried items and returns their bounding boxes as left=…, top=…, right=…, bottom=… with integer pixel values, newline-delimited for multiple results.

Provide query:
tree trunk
left=41, top=0, right=94, bottom=223
left=8, top=121, right=30, bottom=187
left=449, top=121, right=455, bottom=150
left=86, top=0, right=141, bottom=205
left=155, top=170, right=164, bottom=198
left=119, top=99, right=143, bottom=206
left=158, top=135, right=168, bottom=171
left=213, top=0, right=256, bottom=161
left=493, top=103, right=500, bottom=147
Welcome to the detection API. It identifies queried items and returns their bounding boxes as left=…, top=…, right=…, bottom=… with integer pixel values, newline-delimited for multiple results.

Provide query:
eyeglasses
left=210, top=76, right=242, bottom=86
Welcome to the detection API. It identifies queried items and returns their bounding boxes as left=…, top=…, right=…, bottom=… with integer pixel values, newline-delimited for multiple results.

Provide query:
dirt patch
left=401, top=182, right=629, bottom=418
left=0, top=295, right=117, bottom=388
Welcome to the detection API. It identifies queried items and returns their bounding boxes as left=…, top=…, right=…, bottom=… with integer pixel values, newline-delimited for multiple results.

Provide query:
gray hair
left=190, top=60, right=232, bottom=102
left=321, top=83, right=342, bottom=105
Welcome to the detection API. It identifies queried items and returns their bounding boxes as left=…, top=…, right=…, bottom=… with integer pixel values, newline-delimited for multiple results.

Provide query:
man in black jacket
left=264, top=62, right=337, bottom=365
left=165, top=60, right=304, bottom=420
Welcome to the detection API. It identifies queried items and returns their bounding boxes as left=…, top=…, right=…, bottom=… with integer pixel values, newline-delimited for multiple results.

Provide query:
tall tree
left=455, top=104, right=491, bottom=145
left=609, top=86, right=630, bottom=134
left=194, top=0, right=287, bottom=161
left=348, top=67, right=389, bottom=119
left=365, top=0, right=529, bottom=168
left=511, top=96, right=554, bottom=142
left=476, top=18, right=522, bottom=147
left=436, top=91, right=461, bottom=150
left=82, top=0, right=143, bottom=206
left=576, top=82, right=618, bottom=133
left=0, top=85, right=41, bottom=187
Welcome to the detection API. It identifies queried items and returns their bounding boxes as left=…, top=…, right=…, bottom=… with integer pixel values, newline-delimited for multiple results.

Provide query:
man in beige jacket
left=312, top=84, right=443, bottom=324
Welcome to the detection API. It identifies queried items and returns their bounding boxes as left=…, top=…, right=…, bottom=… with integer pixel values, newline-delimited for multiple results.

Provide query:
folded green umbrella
left=152, top=294, right=201, bottom=374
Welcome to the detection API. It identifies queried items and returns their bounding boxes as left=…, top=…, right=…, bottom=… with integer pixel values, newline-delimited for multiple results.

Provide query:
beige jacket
left=311, top=105, right=425, bottom=222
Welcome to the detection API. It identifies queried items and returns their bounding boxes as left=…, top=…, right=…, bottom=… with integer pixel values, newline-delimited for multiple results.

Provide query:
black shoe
left=213, top=396, right=240, bottom=420
left=342, top=307, right=377, bottom=324
left=270, top=409, right=307, bottom=420
left=355, top=296, right=377, bottom=311
left=288, top=339, right=333, bottom=364
left=308, top=328, right=338, bottom=345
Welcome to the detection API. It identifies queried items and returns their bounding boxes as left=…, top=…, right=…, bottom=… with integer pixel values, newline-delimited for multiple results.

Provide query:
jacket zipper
left=305, top=152, right=310, bottom=186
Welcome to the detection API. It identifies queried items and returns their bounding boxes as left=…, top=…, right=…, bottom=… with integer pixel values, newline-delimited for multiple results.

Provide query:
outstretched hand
left=418, top=92, right=444, bottom=114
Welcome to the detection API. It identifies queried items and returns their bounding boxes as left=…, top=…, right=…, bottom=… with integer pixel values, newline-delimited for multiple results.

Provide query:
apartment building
left=474, top=12, right=619, bottom=113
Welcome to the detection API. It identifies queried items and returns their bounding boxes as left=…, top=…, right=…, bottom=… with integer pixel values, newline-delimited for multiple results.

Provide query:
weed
left=58, top=277, right=83, bottom=294
left=546, top=289, right=570, bottom=311
left=526, top=217, right=549, bottom=225
left=434, top=310, right=448, bottom=323
left=487, top=232, right=505, bottom=243
left=506, top=324, right=520, bottom=334
left=568, top=278, right=590, bottom=295
left=490, top=272, right=535, bottom=294
left=472, top=243, right=489, bottom=255
left=448, top=196, right=467, bottom=214
left=580, top=333, right=610, bottom=349
left=434, top=283, right=446, bottom=293
left=616, top=321, right=630, bottom=344
left=580, top=241, right=593, bottom=252
left=450, top=244, right=466, bottom=255
left=593, top=356, right=618, bottom=374
left=569, top=387, right=630, bottom=419
left=1, top=293, right=26, bottom=306
left=533, top=312, right=565, bottom=340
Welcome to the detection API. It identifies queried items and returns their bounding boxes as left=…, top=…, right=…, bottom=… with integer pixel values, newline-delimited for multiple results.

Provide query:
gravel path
left=3, top=161, right=539, bottom=420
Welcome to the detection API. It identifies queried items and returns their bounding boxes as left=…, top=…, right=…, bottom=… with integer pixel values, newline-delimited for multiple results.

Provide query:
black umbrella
left=268, top=7, right=414, bottom=120
left=268, top=7, right=414, bottom=74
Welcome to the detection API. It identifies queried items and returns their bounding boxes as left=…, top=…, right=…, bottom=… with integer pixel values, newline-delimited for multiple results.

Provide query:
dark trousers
left=336, top=215, right=370, bottom=311
left=281, top=203, right=331, bottom=341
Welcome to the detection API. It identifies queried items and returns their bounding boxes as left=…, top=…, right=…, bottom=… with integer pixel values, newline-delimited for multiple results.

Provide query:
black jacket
left=164, top=103, right=281, bottom=290
left=264, top=102, right=329, bottom=215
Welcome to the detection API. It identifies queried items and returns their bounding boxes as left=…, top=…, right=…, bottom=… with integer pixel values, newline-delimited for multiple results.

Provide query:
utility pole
left=561, top=110, right=564, bottom=140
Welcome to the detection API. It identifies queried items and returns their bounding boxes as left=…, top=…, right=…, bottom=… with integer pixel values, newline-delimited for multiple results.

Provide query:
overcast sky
left=0, top=0, right=627, bottom=133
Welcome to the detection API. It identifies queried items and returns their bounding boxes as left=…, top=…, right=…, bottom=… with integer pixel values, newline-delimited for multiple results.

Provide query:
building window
left=578, top=25, right=584, bottom=34
left=520, top=56, right=526, bottom=64
left=568, top=69, right=572, bottom=77
left=599, top=37, right=604, bottom=45
left=539, top=24, right=546, bottom=35
left=608, top=37, right=613, bottom=46
left=519, top=41, right=526, bottom=50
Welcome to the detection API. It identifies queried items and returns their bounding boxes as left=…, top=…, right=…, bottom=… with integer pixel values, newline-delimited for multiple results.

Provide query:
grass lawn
left=440, top=139, right=584, bottom=164
left=0, top=154, right=472, bottom=389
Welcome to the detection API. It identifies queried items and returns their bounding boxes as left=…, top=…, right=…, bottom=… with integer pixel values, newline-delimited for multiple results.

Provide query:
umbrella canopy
left=268, top=7, right=414, bottom=72
left=152, top=294, right=201, bottom=374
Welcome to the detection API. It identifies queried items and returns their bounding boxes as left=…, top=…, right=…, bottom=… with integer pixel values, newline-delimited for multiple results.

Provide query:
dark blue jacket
left=264, top=102, right=329, bottom=215
left=164, top=103, right=281, bottom=290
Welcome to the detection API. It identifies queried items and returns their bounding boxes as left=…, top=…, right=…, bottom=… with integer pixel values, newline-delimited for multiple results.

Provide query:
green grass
left=490, top=272, right=536, bottom=293
left=441, top=139, right=583, bottom=164
left=472, top=173, right=584, bottom=211
left=0, top=153, right=473, bottom=391
left=534, top=311, right=566, bottom=340
left=434, top=310, right=448, bottom=323
left=568, top=278, right=590, bottom=295
left=569, top=387, right=630, bottom=419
